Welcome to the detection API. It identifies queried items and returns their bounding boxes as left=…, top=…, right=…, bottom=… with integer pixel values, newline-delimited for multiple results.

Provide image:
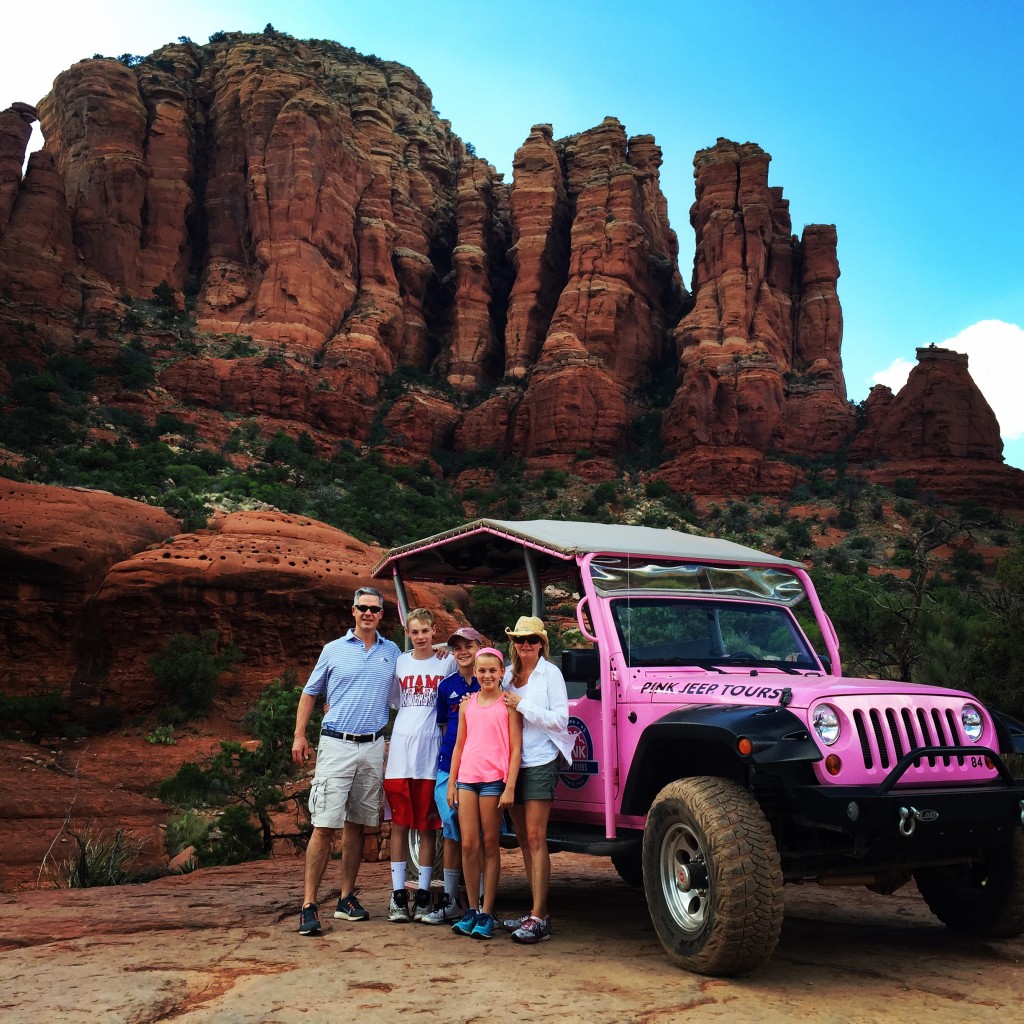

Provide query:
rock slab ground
left=0, top=852, right=1020, bottom=1023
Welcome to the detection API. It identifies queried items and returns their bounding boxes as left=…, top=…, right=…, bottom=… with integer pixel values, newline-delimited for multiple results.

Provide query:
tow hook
left=898, top=806, right=917, bottom=837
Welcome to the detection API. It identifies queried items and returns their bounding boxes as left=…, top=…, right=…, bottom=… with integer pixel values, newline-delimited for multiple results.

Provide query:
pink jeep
left=374, top=519, right=1024, bottom=976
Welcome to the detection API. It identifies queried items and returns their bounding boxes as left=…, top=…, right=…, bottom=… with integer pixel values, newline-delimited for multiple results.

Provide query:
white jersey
left=385, top=650, right=456, bottom=780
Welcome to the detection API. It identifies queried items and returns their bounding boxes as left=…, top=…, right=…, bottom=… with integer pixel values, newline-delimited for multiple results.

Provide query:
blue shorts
left=456, top=779, right=505, bottom=797
left=435, top=771, right=460, bottom=841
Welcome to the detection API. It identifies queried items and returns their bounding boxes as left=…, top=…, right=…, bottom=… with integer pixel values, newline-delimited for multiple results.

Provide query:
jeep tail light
left=812, top=704, right=840, bottom=746
left=961, top=704, right=983, bottom=742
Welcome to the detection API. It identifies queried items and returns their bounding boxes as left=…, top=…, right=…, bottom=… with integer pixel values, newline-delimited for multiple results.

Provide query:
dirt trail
left=1, top=851, right=1020, bottom=1023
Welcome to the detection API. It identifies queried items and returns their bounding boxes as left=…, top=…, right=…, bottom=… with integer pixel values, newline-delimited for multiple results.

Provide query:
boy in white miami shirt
left=383, top=608, right=456, bottom=922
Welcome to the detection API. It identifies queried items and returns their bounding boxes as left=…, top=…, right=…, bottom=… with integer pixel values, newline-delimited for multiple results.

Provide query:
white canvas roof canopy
left=372, top=519, right=805, bottom=619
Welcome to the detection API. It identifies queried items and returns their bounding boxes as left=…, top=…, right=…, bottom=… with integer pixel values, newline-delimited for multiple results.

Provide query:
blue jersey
left=436, top=669, right=479, bottom=772
left=303, top=629, right=401, bottom=735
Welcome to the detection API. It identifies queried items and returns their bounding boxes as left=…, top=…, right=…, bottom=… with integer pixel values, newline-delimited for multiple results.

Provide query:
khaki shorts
left=308, top=734, right=385, bottom=829
left=514, top=758, right=559, bottom=803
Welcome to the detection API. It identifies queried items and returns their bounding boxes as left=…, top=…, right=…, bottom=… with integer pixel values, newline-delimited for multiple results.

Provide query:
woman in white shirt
left=500, top=615, right=573, bottom=945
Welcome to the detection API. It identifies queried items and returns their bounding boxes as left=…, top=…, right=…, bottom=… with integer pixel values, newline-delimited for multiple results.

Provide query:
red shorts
left=384, top=777, right=441, bottom=831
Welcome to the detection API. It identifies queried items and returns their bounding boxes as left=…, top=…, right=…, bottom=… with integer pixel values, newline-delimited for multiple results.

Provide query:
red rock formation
left=503, top=124, right=570, bottom=377
left=0, top=103, right=37, bottom=231
left=440, top=158, right=511, bottom=391
left=85, top=509, right=463, bottom=712
left=0, top=118, right=83, bottom=343
left=847, top=347, right=1024, bottom=504
left=0, top=479, right=179, bottom=693
left=505, top=118, right=686, bottom=460
left=380, top=388, right=462, bottom=461
left=157, top=356, right=378, bottom=440
left=654, top=446, right=803, bottom=497
left=0, top=32, right=1015, bottom=509
left=453, top=389, right=522, bottom=456
left=0, top=477, right=475, bottom=718
left=662, top=140, right=855, bottom=483
left=851, top=347, right=1002, bottom=461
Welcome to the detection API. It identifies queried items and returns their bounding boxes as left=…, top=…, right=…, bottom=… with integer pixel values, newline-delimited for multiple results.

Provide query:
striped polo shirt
left=303, top=629, right=401, bottom=735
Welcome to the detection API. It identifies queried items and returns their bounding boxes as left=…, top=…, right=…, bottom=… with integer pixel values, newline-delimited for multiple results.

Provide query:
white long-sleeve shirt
left=502, top=656, right=574, bottom=767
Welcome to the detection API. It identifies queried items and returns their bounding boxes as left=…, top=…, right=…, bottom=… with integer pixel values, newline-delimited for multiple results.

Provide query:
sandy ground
left=0, top=848, right=1020, bottom=1024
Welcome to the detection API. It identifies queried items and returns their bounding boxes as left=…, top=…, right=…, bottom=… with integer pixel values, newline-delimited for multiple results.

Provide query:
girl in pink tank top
left=447, top=648, right=522, bottom=938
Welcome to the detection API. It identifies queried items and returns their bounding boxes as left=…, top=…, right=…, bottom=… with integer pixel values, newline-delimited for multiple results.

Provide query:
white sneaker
left=388, top=889, right=411, bottom=923
left=421, top=892, right=463, bottom=925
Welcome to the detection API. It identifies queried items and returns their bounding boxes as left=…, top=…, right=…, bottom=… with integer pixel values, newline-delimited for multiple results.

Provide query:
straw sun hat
left=504, top=615, right=548, bottom=641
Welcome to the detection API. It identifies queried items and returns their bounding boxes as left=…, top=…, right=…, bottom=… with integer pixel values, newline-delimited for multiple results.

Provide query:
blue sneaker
left=451, top=909, right=479, bottom=936
left=334, top=893, right=369, bottom=921
left=298, top=902, right=321, bottom=935
left=471, top=912, right=495, bottom=940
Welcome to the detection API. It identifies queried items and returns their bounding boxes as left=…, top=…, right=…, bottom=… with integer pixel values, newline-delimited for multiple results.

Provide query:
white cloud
left=870, top=320, right=1024, bottom=442
left=870, top=357, right=915, bottom=393
left=937, top=320, right=1024, bottom=441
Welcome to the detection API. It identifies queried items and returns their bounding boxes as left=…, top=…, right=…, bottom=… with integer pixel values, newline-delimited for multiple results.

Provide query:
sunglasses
left=354, top=604, right=383, bottom=614
left=513, top=635, right=543, bottom=646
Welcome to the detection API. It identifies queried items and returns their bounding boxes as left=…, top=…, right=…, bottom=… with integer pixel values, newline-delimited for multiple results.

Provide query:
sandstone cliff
left=0, top=480, right=178, bottom=697
left=0, top=479, right=465, bottom=715
left=849, top=347, right=1024, bottom=504
left=659, top=140, right=854, bottom=492
left=0, top=30, right=1018, bottom=502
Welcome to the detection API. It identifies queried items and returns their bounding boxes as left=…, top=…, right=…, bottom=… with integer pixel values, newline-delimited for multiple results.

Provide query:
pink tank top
left=457, top=694, right=512, bottom=783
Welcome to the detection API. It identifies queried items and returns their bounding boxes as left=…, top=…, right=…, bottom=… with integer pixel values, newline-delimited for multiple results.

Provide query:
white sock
left=443, top=868, right=460, bottom=900
left=390, top=861, right=406, bottom=891
left=418, top=866, right=433, bottom=891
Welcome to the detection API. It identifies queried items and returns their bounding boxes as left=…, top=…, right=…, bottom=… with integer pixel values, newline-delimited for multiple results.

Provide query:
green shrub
left=46, top=822, right=150, bottom=888
left=145, top=725, right=176, bottom=745
left=467, top=586, right=531, bottom=644
left=158, top=676, right=319, bottom=866
left=197, top=805, right=264, bottom=866
left=0, top=688, right=67, bottom=743
left=165, top=810, right=211, bottom=860
left=150, top=631, right=243, bottom=723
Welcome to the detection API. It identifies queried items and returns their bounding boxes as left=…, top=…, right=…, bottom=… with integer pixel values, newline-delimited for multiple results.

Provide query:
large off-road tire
left=642, top=777, right=783, bottom=977
left=914, top=830, right=1024, bottom=937
left=611, top=852, right=644, bottom=889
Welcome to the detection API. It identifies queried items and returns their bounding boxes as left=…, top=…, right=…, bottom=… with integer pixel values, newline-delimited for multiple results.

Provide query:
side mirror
left=561, top=648, right=600, bottom=700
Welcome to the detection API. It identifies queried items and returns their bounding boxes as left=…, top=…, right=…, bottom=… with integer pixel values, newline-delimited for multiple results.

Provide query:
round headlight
left=812, top=704, right=840, bottom=746
left=961, top=704, right=983, bottom=742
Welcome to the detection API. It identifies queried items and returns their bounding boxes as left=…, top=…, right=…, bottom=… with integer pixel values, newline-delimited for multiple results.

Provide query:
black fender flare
left=619, top=703, right=821, bottom=816
left=990, top=709, right=1024, bottom=755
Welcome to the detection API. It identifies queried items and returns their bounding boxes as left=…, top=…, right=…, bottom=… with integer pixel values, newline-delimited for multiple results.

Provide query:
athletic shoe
left=412, top=888, right=432, bottom=922
left=334, top=893, right=370, bottom=921
left=388, top=888, right=411, bottom=923
left=422, top=892, right=463, bottom=925
left=471, top=912, right=495, bottom=940
left=511, top=915, right=552, bottom=944
left=451, top=909, right=479, bottom=936
left=298, top=902, right=321, bottom=936
left=501, top=913, right=529, bottom=933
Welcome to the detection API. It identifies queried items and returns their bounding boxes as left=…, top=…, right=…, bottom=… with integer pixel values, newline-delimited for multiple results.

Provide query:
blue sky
left=5, top=1, right=1023, bottom=467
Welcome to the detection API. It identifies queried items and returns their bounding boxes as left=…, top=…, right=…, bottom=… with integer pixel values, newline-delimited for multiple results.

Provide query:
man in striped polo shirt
left=292, top=586, right=401, bottom=936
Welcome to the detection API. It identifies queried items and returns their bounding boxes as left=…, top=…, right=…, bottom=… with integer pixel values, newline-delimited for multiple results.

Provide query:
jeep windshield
left=610, top=597, right=819, bottom=670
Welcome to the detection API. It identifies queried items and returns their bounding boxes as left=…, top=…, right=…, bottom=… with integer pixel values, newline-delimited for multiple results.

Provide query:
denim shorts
left=456, top=778, right=505, bottom=797
left=435, top=770, right=460, bottom=840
